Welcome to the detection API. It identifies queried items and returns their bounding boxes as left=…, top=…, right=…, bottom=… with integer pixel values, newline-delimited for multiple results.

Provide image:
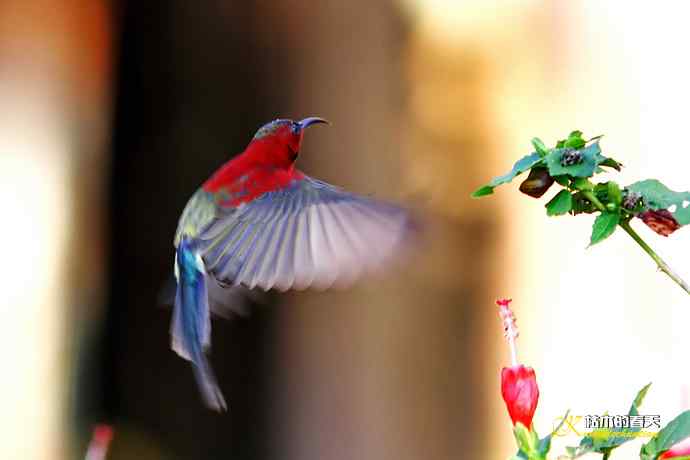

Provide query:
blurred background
left=1, top=1, right=689, bottom=459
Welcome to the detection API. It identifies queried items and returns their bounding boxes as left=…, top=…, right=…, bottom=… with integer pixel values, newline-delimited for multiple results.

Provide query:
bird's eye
left=291, top=123, right=301, bottom=135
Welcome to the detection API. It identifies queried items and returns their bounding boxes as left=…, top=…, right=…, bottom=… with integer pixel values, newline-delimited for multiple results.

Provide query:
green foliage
left=556, top=130, right=586, bottom=149
left=627, top=179, right=690, bottom=226
left=472, top=134, right=621, bottom=199
left=544, top=143, right=601, bottom=178
left=471, top=131, right=687, bottom=255
left=475, top=129, right=690, bottom=458
left=471, top=152, right=542, bottom=197
left=514, top=423, right=540, bottom=458
left=472, top=185, right=495, bottom=198
left=600, top=157, right=623, bottom=171
left=608, top=181, right=622, bottom=207
left=590, top=212, right=620, bottom=246
left=472, top=131, right=624, bottom=204
left=554, top=175, right=570, bottom=186
left=531, top=137, right=549, bottom=157
left=546, top=190, right=573, bottom=216
left=538, top=410, right=569, bottom=456
left=513, top=413, right=569, bottom=460
left=641, top=411, right=690, bottom=460
left=631, top=382, right=652, bottom=411
left=567, top=384, right=651, bottom=459
left=571, top=192, right=595, bottom=215
left=573, top=177, right=595, bottom=191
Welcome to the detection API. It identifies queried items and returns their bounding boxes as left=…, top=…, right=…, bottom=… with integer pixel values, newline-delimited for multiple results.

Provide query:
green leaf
left=640, top=440, right=658, bottom=460
left=588, top=136, right=621, bottom=171
left=565, top=138, right=586, bottom=149
left=630, top=382, right=651, bottom=414
left=571, top=192, right=596, bottom=215
left=564, top=130, right=586, bottom=149
left=587, top=383, right=653, bottom=454
left=590, top=212, right=620, bottom=246
left=593, top=182, right=609, bottom=199
left=568, top=384, right=652, bottom=459
left=471, top=152, right=542, bottom=198
left=626, top=179, right=690, bottom=226
left=607, top=181, right=622, bottom=206
left=531, top=137, right=549, bottom=157
left=544, top=141, right=621, bottom=180
left=538, top=410, right=570, bottom=457
left=471, top=185, right=494, bottom=198
left=513, top=422, right=540, bottom=455
left=572, top=177, right=594, bottom=191
left=553, top=175, right=570, bottom=186
left=643, top=410, right=690, bottom=457
left=599, top=157, right=623, bottom=171
left=544, top=143, right=602, bottom=178
left=545, top=190, right=573, bottom=216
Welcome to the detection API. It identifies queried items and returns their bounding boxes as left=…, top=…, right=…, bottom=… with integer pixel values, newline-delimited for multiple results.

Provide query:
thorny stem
left=619, top=220, right=690, bottom=296
left=581, top=189, right=690, bottom=296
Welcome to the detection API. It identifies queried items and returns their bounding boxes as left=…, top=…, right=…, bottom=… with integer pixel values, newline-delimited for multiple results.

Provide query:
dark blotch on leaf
left=639, top=209, right=680, bottom=237
left=622, top=191, right=642, bottom=210
left=560, top=148, right=584, bottom=167
left=519, top=167, right=555, bottom=198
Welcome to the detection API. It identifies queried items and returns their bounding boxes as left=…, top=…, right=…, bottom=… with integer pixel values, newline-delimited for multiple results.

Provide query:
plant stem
left=580, top=189, right=690, bottom=295
left=581, top=190, right=607, bottom=213
left=619, top=220, right=690, bottom=296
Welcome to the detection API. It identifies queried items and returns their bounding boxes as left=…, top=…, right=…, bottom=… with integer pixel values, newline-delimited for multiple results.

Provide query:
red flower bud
left=660, top=436, right=690, bottom=459
left=501, top=364, right=539, bottom=428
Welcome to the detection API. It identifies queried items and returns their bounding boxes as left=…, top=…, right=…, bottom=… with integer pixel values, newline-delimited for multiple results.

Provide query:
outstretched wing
left=196, top=176, right=413, bottom=291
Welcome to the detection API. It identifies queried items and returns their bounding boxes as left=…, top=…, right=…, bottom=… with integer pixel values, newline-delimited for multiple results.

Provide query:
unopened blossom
left=497, top=299, right=540, bottom=429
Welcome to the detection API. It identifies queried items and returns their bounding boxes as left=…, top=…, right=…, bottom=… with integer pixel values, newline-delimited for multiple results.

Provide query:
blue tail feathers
left=172, top=238, right=227, bottom=411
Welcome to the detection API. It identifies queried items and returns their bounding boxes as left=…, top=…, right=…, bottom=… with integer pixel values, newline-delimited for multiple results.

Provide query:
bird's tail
left=172, top=238, right=227, bottom=411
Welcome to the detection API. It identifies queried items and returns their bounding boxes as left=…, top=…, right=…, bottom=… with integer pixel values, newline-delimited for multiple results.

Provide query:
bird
left=171, top=117, right=415, bottom=410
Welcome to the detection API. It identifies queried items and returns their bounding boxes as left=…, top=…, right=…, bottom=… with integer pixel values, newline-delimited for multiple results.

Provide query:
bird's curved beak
left=298, top=117, right=330, bottom=131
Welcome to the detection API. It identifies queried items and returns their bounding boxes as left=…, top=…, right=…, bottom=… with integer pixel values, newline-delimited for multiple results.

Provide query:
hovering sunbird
left=171, top=117, right=415, bottom=410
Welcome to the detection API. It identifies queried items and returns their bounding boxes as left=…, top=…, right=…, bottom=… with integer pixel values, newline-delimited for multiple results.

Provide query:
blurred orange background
left=0, top=1, right=688, bottom=459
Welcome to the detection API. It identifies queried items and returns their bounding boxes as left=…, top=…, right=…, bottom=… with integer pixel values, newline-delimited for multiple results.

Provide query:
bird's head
left=248, top=117, right=329, bottom=167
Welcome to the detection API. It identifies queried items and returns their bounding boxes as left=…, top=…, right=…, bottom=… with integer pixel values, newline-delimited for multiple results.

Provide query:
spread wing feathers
left=197, top=177, right=411, bottom=292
